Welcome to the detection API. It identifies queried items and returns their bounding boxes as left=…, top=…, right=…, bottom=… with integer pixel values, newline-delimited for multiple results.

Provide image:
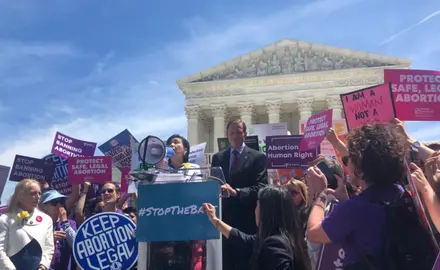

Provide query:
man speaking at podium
left=211, top=119, right=268, bottom=270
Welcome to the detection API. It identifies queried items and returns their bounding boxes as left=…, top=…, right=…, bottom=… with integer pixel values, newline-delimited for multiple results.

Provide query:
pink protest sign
left=385, top=69, right=440, bottom=121
left=68, top=156, right=112, bottom=184
left=51, top=131, right=97, bottom=159
left=300, top=109, right=332, bottom=152
left=120, top=168, right=130, bottom=193
left=340, top=84, right=396, bottom=131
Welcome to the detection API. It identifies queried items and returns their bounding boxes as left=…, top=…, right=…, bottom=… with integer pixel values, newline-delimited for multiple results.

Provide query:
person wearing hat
left=39, top=189, right=77, bottom=270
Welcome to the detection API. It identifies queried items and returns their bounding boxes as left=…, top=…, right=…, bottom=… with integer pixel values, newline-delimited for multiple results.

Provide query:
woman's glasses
left=102, top=188, right=115, bottom=194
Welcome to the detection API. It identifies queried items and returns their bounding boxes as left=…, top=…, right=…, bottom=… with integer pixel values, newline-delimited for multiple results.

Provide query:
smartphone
left=316, top=161, right=338, bottom=189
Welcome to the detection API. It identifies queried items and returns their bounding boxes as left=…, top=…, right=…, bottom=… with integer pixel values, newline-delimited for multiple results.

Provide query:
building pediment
left=177, top=39, right=411, bottom=85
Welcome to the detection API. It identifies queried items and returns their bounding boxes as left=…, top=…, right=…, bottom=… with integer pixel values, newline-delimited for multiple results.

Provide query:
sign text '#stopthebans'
left=138, top=204, right=218, bottom=217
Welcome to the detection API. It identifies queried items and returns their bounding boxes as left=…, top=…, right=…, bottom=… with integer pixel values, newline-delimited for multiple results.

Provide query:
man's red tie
left=231, top=150, right=239, bottom=170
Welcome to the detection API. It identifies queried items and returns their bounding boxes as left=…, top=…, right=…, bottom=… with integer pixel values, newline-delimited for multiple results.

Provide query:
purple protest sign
left=266, top=135, right=320, bottom=169
left=51, top=131, right=97, bottom=159
left=300, top=109, right=332, bottom=152
left=316, top=202, right=346, bottom=270
left=0, top=165, right=10, bottom=200
left=10, top=155, right=55, bottom=183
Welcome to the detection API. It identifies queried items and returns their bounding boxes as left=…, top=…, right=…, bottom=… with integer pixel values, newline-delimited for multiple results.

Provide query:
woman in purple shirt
left=306, top=123, right=408, bottom=268
left=39, top=189, right=77, bottom=270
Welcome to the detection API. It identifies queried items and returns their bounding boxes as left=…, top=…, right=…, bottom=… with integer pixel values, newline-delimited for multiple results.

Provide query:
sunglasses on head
left=102, top=188, right=115, bottom=194
left=47, top=198, right=65, bottom=206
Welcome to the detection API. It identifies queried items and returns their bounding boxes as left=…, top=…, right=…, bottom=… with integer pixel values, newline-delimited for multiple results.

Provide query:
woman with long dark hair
left=204, top=185, right=311, bottom=270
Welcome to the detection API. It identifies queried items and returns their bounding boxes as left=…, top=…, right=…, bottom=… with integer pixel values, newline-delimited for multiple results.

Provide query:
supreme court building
left=177, top=39, right=412, bottom=153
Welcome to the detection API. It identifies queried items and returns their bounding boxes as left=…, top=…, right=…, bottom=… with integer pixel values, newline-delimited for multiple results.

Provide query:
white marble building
left=177, top=39, right=412, bottom=153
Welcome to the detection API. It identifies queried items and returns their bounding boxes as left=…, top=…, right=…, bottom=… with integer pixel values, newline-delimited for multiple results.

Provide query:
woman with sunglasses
left=100, top=182, right=124, bottom=214
left=39, top=189, right=77, bottom=270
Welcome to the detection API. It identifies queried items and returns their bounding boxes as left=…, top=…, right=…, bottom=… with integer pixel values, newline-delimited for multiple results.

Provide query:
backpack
left=352, top=188, right=437, bottom=270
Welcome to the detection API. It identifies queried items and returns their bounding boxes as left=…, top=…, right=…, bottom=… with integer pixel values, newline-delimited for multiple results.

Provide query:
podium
left=135, top=167, right=225, bottom=270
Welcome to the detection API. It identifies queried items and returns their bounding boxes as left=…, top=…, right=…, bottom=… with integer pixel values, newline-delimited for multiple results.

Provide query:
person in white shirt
left=0, top=179, right=54, bottom=270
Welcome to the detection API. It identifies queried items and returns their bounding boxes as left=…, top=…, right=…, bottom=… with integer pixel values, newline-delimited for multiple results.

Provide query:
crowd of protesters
left=1, top=118, right=440, bottom=270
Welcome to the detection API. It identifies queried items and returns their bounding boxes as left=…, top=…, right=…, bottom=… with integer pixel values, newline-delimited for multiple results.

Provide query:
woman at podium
left=157, top=134, right=201, bottom=178
left=152, top=134, right=205, bottom=270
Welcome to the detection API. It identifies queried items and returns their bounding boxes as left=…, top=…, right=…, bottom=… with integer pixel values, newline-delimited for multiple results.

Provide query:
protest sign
left=316, top=202, right=346, bottom=270
left=248, top=122, right=288, bottom=152
left=217, top=136, right=260, bottom=152
left=300, top=109, right=333, bottom=152
left=51, top=131, right=97, bottom=159
left=0, top=205, right=6, bottom=216
left=10, top=155, right=55, bottom=183
left=385, top=69, right=440, bottom=121
left=0, top=165, right=10, bottom=200
left=99, top=129, right=138, bottom=170
left=73, top=212, right=138, bottom=270
left=42, top=154, right=71, bottom=195
left=68, top=156, right=112, bottom=184
left=188, top=142, right=206, bottom=167
left=266, top=135, right=320, bottom=169
left=340, top=84, right=396, bottom=131
left=120, top=168, right=130, bottom=193
left=137, top=181, right=220, bottom=242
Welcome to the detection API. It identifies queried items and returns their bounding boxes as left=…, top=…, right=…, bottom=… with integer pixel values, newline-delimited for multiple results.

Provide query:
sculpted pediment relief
left=178, top=39, right=411, bottom=84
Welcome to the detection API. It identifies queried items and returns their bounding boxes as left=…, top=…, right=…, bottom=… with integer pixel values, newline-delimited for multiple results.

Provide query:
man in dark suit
left=211, top=119, right=268, bottom=270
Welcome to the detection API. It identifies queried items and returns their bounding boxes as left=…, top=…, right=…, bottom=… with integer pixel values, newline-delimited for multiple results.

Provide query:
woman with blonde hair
left=0, top=179, right=54, bottom=270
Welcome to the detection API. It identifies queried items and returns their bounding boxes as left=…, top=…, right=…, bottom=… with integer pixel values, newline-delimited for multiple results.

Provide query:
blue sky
left=1, top=0, right=440, bottom=203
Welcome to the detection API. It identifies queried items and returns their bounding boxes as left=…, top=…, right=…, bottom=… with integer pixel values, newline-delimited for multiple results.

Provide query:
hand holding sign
left=203, top=203, right=217, bottom=224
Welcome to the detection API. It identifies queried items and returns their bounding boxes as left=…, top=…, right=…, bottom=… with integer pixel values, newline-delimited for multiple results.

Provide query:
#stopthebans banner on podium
left=73, top=212, right=138, bottom=270
left=136, top=181, right=221, bottom=242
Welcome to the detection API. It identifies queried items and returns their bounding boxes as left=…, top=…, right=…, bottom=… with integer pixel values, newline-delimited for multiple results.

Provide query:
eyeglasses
left=102, top=188, right=115, bottom=194
left=47, top=198, right=65, bottom=206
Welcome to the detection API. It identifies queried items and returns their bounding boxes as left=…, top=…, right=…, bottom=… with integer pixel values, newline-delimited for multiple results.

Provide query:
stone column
left=326, top=95, right=343, bottom=120
left=211, top=103, right=227, bottom=153
left=204, top=119, right=213, bottom=153
left=297, top=97, right=314, bottom=121
left=238, top=102, right=253, bottom=125
left=297, top=97, right=314, bottom=132
left=265, top=99, right=282, bottom=123
left=185, top=105, right=200, bottom=146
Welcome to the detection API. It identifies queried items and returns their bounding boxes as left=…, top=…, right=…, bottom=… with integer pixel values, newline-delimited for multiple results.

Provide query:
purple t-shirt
left=51, top=220, right=77, bottom=270
left=322, top=184, right=400, bottom=266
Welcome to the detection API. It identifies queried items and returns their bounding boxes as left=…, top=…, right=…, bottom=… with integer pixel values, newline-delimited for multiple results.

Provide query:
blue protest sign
left=42, top=154, right=71, bottom=195
left=137, top=181, right=220, bottom=242
left=73, top=212, right=138, bottom=270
